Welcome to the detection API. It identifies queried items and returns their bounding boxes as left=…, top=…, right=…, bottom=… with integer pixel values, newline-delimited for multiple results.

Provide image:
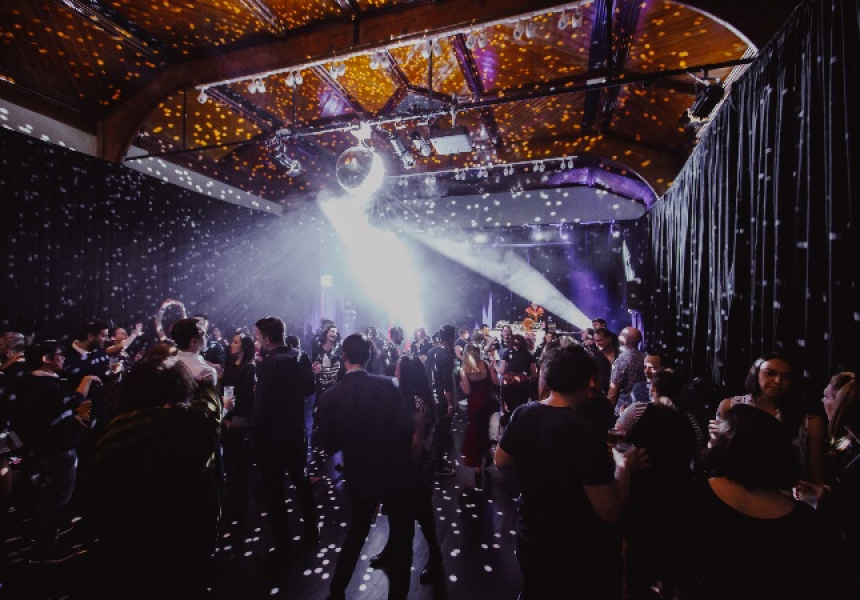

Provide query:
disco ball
left=336, top=145, right=384, bottom=195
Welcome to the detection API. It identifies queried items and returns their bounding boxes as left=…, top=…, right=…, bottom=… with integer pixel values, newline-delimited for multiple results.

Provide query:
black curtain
left=0, top=129, right=320, bottom=340
left=644, top=0, right=860, bottom=395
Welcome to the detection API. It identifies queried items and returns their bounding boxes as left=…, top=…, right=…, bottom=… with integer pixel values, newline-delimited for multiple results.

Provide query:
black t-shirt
left=500, top=347, right=536, bottom=374
left=500, top=402, right=615, bottom=546
left=425, top=346, right=455, bottom=400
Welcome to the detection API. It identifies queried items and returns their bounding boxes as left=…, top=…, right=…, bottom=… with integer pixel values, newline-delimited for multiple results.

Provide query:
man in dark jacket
left=318, top=333, right=415, bottom=600
left=252, top=316, right=318, bottom=565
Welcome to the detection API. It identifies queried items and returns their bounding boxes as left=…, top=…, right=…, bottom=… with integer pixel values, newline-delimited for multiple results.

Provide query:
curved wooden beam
left=98, top=0, right=571, bottom=162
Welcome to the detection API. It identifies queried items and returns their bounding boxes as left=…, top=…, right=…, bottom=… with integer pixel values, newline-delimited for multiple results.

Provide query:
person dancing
left=460, top=343, right=500, bottom=489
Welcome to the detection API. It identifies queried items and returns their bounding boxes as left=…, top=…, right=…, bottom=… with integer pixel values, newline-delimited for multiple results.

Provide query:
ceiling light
left=570, top=8, right=583, bottom=28
left=294, top=71, right=303, bottom=85
left=350, top=121, right=373, bottom=142
left=410, top=131, right=432, bottom=157
left=369, top=54, right=379, bottom=70
left=525, top=20, right=537, bottom=39
left=285, top=72, right=295, bottom=87
left=420, top=40, right=432, bottom=59
left=513, top=21, right=525, bottom=41
left=558, top=11, right=569, bottom=29
left=432, top=39, right=443, bottom=57
left=388, top=133, right=415, bottom=169
left=248, top=79, right=258, bottom=93
left=256, top=78, right=266, bottom=93
left=197, top=89, right=208, bottom=104
left=465, top=32, right=477, bottom=49
left=477, top=30, right=488, bottom=49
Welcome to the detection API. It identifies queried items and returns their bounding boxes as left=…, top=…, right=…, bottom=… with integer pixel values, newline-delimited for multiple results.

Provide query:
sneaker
left=434, top=466, right=455, bottom=477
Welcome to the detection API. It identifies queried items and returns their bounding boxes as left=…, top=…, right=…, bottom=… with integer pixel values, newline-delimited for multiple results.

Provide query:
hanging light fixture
left=513, top=21, right=525, bottom=40
left=525, top=20, right=537, bottom=39
left=197, top=89, right=208, bottom=104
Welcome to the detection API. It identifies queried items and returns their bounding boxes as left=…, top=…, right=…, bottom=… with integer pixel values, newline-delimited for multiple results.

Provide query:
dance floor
left=0, top=406, right=523, bottom=600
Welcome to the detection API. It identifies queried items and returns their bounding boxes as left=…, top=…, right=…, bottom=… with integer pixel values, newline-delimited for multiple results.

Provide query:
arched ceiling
left=0, top=0, right=798, bottom=221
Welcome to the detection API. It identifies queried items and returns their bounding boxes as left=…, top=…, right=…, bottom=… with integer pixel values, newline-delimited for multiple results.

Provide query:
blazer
left=318, top=369, right=414, bottom=499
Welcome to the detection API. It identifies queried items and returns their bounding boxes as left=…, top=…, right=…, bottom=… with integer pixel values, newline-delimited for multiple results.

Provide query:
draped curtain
left=0, top=130, right=320, bottom=339
left=644, top=0, right=859, bottom=394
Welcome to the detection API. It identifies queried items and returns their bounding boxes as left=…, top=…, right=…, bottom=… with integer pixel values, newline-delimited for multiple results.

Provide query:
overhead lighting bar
left=194, top=1, right=592, bottom=93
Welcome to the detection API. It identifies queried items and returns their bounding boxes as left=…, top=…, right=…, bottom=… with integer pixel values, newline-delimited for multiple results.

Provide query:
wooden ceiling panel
left=327, top=55, right=398, bottom=114
left=389, top=39, right=470, bottom=98
left=109, top=0, right=275, bottom=55
left=609, top=85, right=695, bottom=154
left=493, top=93, right=589, bottom=151
left=0, top=1, right=164, bottom=114
left=354, top=0, right=425, bottom=9
left=625, top=1, right=751, bottom=74
left=478, top=12, right=592, bottom=93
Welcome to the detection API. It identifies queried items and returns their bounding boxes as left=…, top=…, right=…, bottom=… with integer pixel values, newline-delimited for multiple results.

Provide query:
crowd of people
left=0, top=309, right=858, bottom=599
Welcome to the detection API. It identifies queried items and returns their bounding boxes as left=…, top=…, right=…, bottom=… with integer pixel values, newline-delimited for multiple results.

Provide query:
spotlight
left=388, top=133, right=415, bottom=169
left=197, top=89, right=208, bottom=104
left=558, top=11, right=569, bottom=29
left=689, top=82, right=725, bottom=119
left=610, top=222, right=621, bottom=239
left=410, top=131, right=433, bottom=157
left=525, top=20, right=537, bottom=39
left=285, top=72, right=295, bottom=87
left=477, top=30, right=488, bottom=49
left=294, top=70, right=303, bottom=85
left=432, top=39, right=443, bottom=58
left=336, top=144, right=385, bottom=195
left=247, top=79, right=258, bottom=93
left=420, top=40, right=432, bottom=59
left=465, top=31, right=477, bottom=49
left=256, top=78, right=266, bottom=93
left=369, top=54, right=380, bottom=70
left=570, top=8, right=583, bottom=28
left=513, top=21, right=525, bottom=40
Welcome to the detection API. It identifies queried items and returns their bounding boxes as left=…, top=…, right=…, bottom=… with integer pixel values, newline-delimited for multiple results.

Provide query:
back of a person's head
left=119, top=356, right=196, bottom=413
left=830, top=373, right=859, bottom=441
left=540, top=345, right=595, bottom=394
left=439, top=324, right=456, bottom=344
left=705, top=404, right=799, bottom=490
left=3, top=332, right=26, bottom=354
left=342, top=333, right=371, bottom=366
left=389, top=326, right=403, bottom=339
left=365, top=326, right=378, bottom=339
left=285, top=335, right=300, bottom=349
left=653, top=368, right=685, bottom=404
left=398, top=355, right=430, bottom=396
left=171, top=317, right=203, bottom=351
left=255, top=316, right=285, bottom=345
left=510, top=334, right=528, bottom=352
left=463, top=343, right=483, bottom=372
left=76, top=319, right=109, bottom=341
left=24, top=340, right=61, bottom=370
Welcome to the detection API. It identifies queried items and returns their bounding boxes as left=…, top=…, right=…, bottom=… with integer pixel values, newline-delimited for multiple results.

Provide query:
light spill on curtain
left=644, top=0, right=859, bottom=393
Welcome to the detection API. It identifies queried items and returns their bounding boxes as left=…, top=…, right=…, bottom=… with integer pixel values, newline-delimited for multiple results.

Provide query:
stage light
left=197, top=89, right=208, bottom=104
left=255, top=78, right=266, bottom=93
left=570, top=8, right=583, bottom=28
left=285, top=72, right=295, bottom=87
left=525, top=20, right=537, bottom=39
left=689, top=82, right=725, bottom=119
left=247, top=79, right=258, bottom=93
left=420, top=40, right=432, bottom=59
left=465, top=31, right=477, bottom=49
left=513, top=21, right=525, bottom=40
left=432, top=39, right=443, bottom=57
left=477, top=30, right=488, bottom=49
left=410, top=131, right=433, bottom=157
left=388, top=133, right=415, bottom=169
left=294, top=70, right=303, bottom=85
left=369, top=54, right=380, bottom=70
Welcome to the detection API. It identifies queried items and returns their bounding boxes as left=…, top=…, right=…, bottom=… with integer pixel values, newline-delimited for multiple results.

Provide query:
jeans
left=330, top=490, right=414, bottom=599
left=34, top=449, right=77, bottom=555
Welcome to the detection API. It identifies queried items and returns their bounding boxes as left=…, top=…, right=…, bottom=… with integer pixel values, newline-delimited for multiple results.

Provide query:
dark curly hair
left=704, top=404, right=799, bottom=491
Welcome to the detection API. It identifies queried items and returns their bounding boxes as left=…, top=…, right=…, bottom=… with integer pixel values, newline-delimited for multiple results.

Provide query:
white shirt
left=176, top=351, right=218, bottom=385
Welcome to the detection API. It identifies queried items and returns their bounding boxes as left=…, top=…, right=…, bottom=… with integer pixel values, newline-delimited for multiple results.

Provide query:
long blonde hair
left=462, top=343, right=486, bottom=377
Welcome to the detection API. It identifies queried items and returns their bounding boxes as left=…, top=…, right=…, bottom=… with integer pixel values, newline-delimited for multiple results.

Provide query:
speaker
left=626, top=281, right=642, bottom=311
